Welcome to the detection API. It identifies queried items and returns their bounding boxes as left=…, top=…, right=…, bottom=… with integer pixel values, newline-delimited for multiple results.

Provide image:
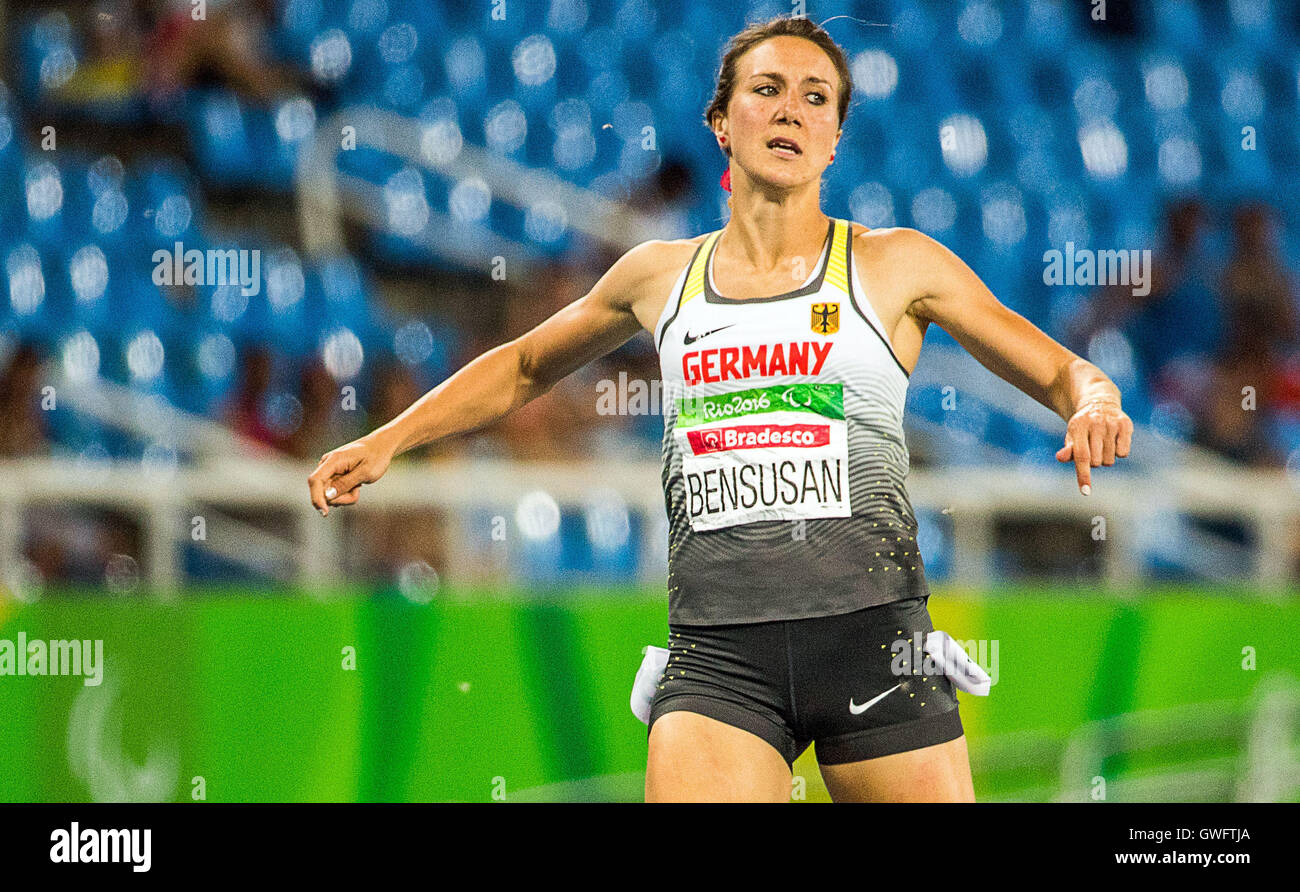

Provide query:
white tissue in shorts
left=630, top=645, right=671, bottom=724
left=923, top=630, right=992, bottom=696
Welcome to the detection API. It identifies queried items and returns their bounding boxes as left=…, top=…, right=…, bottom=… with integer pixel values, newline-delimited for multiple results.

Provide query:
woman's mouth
left=767, top=137, right=802, bottom=158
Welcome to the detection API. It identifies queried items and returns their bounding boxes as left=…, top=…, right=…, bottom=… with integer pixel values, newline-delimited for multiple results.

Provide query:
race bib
left=674, top=382, right=851, bottom=531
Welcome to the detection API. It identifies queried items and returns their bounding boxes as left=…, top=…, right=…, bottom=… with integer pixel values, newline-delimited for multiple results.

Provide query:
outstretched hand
left=1055, top=399, right=1133, bottom=495
left=307, top=435, right=394, bottom=516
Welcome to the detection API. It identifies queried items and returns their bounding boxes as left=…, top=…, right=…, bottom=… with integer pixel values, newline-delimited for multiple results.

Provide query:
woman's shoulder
left=845, top=222, right=947, bottom=263
left=590, top=233, right=713, bottom=314
left=635, top=231, right=714, bottom=256
left=612, top=233, right=714, bottom=280
left=844, top=220, right=927, bottom=244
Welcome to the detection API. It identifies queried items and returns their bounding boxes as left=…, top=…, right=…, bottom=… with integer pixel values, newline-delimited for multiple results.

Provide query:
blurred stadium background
left=0, top=0, right=1298, bottom=802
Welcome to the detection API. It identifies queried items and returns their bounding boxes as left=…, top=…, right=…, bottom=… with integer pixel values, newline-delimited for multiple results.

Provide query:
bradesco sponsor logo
left=687, top=422, right=830, bottom=455
left=681, top=340, right=832, bottom=386
left=676, top=382, right=844, bottom=427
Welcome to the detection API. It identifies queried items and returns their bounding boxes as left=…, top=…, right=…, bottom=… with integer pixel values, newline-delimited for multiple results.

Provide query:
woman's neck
left=720, top=172, right=828, bottom=273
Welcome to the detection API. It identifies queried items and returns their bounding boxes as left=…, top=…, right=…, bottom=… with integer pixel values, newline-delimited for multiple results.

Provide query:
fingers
left=327, top=485, right=362, bottom=507
left=1100, top=415, right=1118, bottom=465
left=307, top=452, right=359, bottom=516
left=1117, top=416, right=1133, bottom=458
left=1055, top=434, right=1073, bottom=463
left=1089, top=423, right=1106, bottom=468
left=1060, top=404, right=1134, bottom=495
left=330, top=461, right=371, bottom=497
left=1072, top=432, right=1092, bottom=495
left=307, top=455, right=344, bottom=515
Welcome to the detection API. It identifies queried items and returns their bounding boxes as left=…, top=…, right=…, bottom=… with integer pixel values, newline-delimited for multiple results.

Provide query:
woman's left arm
left=896, top=228, right=1134, bottom=495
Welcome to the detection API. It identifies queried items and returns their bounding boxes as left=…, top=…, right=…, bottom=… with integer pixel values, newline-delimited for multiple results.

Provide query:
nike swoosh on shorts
left=849, top=682, right=902, bottom=715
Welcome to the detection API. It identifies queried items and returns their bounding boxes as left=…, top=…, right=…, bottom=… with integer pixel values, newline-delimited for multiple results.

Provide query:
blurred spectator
left=488, top=373, right=593, bottom=461
left=366, top=358, right=422, bottom=433
left=1074, top=198, right=1224, bottom=391
left=144, top=0, right=301, bottom=108
left=220, top=344, right=280, bottom=450
left=0, top=342, right=50, bottom=457
left=1220, top=202, right=1298, bottom=357
left=280, top=357, right=361, bottom=460
left=1193, top=347, right=1280, bottom=466
left=29, top=0, right=305, bottom=119
left=48, top=0, right=145, bottom=107
left=477, top=260, right=589, bottom=460
left=1191, top=202, right=1300, bottom=466
left=476, top=258, right=662, bottom=460
left=626, top=158, right=696, bottom=240
left=365, top=355, right=466, bottom=459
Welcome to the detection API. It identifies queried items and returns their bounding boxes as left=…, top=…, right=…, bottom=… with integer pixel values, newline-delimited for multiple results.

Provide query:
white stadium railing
left=4, top=441, right=1298, bottom=595
left=5, top=356, right=1299, bottom=595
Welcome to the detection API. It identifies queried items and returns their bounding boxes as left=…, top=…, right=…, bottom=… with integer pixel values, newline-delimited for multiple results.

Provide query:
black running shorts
left=647, top=596, right=964, bottom=766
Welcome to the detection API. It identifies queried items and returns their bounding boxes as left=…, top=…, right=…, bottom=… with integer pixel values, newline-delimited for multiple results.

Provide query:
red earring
left=720, top=169, right=732, bottom=192
left=830, top=151, right=835, bottom=163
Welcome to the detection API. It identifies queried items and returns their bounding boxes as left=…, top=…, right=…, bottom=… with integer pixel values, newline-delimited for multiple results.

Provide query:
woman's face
left=713, top=36, right=843, bottom=191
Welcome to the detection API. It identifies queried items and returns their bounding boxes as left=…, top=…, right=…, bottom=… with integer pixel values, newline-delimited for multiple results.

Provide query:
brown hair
left=704, top=16, right=853, bottom=154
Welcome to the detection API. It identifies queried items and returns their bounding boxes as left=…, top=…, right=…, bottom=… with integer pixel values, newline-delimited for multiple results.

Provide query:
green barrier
left=0, top=585, right=1295, bottom=802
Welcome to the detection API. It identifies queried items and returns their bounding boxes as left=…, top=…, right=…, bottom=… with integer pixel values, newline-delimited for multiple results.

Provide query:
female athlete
left=307, top=16, right=1134, bottom=802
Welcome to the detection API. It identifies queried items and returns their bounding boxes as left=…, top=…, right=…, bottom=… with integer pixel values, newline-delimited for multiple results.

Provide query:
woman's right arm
left=307, top=240, right=674, bottom=514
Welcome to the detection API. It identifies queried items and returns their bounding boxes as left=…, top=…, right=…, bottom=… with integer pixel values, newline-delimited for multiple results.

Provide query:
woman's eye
left=756, top=84, right=777, bottom=95
left=807, top=92, right=827, bottom=104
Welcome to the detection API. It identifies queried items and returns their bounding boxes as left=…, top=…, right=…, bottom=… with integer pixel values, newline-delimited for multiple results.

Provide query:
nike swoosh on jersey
left=683, top=324, right=735, bottom=345
left=849, top=682, right=902, bottom=715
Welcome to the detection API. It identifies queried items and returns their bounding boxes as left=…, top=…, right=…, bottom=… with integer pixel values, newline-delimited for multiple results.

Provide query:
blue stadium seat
left=1150, top=0, right=1208, bottom=54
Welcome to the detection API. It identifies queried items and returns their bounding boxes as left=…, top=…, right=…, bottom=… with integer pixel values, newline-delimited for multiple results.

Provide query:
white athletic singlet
left=653, top=218, right=928, bottom=625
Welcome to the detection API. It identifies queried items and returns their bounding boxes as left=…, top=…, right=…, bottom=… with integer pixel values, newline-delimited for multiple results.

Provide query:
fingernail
left=1081, top=484, right=1091, bottom=496
left=325, top=487, right=337, bottom=499
left=318, top=508, right=326, bottom=516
